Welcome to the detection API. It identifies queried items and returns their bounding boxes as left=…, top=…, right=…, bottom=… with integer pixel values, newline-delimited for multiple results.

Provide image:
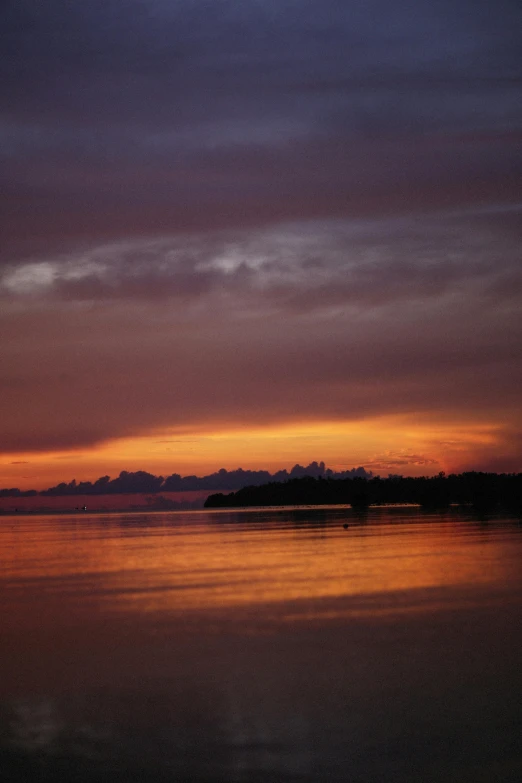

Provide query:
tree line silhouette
left=204, top=472, right=522, bottom=512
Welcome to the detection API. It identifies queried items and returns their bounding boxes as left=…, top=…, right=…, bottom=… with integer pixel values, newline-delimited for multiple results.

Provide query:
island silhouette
left=204, top=471, right=522, bottom=512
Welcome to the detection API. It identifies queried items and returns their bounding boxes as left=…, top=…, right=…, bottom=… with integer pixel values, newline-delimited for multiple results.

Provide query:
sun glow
left=0, top=415, right=507, bottom=491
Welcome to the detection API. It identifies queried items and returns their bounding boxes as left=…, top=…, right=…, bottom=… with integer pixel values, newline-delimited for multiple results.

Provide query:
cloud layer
left=1, top=1, right=521, bottom=473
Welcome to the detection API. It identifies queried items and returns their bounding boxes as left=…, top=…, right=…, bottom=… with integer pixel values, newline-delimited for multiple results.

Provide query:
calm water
left=1, top=506, right=521, bottom=782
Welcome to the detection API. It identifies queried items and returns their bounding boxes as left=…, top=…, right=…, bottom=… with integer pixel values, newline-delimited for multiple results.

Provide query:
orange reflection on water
left=2, top=510, right=519, bottom=632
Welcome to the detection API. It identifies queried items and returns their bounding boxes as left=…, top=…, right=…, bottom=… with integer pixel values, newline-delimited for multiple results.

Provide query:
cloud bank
left=1, top=1, right=521, bottom=472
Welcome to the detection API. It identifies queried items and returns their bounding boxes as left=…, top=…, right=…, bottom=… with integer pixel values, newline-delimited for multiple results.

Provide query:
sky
left=1, top=0, right=522, bottom=490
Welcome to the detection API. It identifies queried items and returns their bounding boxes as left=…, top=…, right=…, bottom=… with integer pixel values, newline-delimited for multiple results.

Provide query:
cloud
left=366, top=453, right=440, bottom=470
left=0, top=204, right=520, bottom=458
left=450, top=429, right=522, bottom=474
left=0, top=270, right=520, bottom=455
left=34, top=461, right=373, bottom=496
left=0, top=1, right=521, bottom=470
left=1, top=2, right=521, bottom=262
left=2, top=208, right=521, bottom=311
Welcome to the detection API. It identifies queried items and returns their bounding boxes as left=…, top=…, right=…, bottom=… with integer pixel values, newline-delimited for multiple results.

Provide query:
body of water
left=1, top=506, right=521, bottom=781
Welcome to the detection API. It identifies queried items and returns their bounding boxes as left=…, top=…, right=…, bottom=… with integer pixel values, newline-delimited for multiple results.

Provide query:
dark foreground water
left=1, top=506, right=521, bottom=782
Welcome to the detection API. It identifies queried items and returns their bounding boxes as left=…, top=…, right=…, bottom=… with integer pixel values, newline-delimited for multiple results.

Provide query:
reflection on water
left=1, top=507, right=521, bottom=781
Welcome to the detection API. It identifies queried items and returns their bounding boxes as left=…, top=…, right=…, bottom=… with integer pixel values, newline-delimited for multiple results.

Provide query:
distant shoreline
left=204, top=473, right=522, bottom=512
left=2, top=472, right=521, bottom=517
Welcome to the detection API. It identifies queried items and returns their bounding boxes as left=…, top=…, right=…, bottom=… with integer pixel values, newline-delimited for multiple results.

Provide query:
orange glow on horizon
left=0, top=415, right=510, bottom=491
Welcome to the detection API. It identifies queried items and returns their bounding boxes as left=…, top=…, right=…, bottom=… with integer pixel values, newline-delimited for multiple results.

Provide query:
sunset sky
left=2, top=1, right=522, bottom=490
